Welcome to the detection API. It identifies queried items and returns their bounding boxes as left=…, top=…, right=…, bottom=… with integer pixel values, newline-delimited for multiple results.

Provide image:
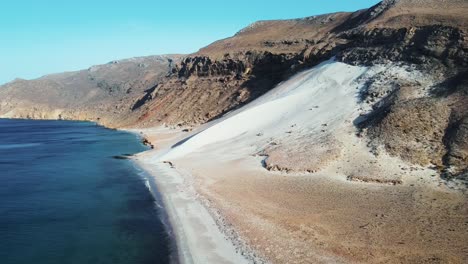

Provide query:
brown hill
left=197, top=12, right=350, bottom=58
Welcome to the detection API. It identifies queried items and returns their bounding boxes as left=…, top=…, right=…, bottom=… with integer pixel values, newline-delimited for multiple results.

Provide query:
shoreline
left=126, top=128, right=183, bottom=264
left=132, top=147, right=252, bottom=264
left=130, top=161, right=181, bottom=264
left=126, top=125, right=254, bottom=264
left=0, top=118, right=248, bottom=263
left=0, top=118, right=177, bottom=264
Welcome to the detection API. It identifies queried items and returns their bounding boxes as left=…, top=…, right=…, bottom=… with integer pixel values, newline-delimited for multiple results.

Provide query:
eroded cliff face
left=334, top=8, right=468, bottom=179
left=131, top=52, right=318, bottom=126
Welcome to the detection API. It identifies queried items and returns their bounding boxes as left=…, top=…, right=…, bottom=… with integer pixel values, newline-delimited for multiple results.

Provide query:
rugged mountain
left=129, top=0, right=467, bottom=178
left=128, top=13, right=352, bottom=127
left=341, top=0, right=468, bottom=179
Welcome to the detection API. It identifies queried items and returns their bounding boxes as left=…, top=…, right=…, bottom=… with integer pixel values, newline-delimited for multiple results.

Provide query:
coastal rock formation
left=132, top=52, right=307, bottom=126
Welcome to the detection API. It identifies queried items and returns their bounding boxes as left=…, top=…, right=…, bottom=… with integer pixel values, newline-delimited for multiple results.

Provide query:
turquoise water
left=0, top=119, right=172, bottom=264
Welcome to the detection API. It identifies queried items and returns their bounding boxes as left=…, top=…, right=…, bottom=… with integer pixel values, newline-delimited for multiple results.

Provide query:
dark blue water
left=0, top=119, right=172, bottom=264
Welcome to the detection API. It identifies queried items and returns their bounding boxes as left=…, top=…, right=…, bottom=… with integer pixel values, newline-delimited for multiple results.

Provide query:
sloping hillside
left=0, top=55, right=180, bottom=127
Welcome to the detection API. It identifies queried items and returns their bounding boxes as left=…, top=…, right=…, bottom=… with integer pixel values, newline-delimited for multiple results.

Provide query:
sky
left=0, top=0, right=380, bottom=85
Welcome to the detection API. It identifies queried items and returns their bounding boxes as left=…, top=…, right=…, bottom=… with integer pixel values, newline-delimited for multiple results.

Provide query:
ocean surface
left=0, top=119, right=171, bottom=264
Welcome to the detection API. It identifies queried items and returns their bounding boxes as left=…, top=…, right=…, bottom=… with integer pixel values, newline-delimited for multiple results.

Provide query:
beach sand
left=133, top=142, right=251, bottom=264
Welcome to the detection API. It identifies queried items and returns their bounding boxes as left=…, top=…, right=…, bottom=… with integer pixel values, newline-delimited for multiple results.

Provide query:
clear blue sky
left=0, top=0, right=380, bottom=84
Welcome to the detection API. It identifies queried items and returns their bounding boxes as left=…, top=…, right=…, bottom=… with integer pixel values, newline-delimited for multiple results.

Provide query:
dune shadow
left=170, top=131, right=202, bottom=149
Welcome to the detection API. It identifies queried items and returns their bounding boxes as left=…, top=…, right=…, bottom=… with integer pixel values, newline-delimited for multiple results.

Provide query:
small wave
left=0, top=143, right=42, bottom=150
left=144, top=179, right=151, bottom=190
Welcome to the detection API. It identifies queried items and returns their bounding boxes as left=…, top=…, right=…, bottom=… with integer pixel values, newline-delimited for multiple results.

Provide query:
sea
left=0, top=119, right=172, bottom=264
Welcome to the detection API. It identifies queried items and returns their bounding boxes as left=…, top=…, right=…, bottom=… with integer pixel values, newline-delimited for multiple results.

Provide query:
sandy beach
left=132, top=127, right=252, bottom=264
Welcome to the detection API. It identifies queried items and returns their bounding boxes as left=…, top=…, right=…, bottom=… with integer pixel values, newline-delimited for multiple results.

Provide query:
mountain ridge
left=0, top=55, right=182, bottom=127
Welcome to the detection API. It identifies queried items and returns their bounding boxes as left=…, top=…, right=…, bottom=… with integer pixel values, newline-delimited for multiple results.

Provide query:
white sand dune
left=162, top=60, right=368, bottom=161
